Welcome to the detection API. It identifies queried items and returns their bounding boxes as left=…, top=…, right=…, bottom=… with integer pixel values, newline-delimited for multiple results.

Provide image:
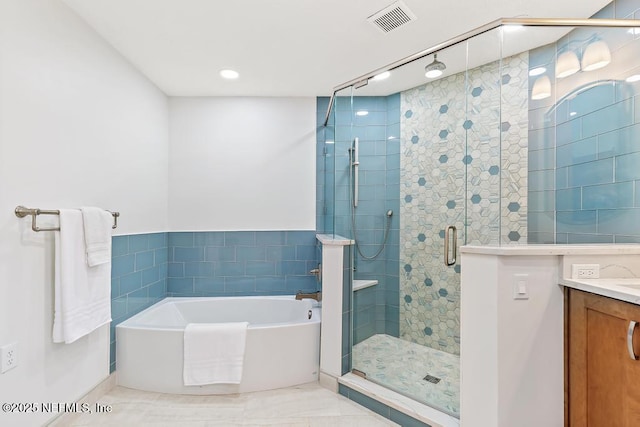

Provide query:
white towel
left=53, top=209, right=112, bottom=344
left=80, top=207, right=113, bottom=267
left=183, top=322, right=249, bottom=386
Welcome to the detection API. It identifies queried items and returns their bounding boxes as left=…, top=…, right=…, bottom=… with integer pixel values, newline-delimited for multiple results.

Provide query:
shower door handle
left=444, top=225, right=457, bottom=266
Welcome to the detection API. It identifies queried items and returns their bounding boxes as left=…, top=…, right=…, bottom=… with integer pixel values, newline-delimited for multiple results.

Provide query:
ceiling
left=62, top=0, right=611, bottom=97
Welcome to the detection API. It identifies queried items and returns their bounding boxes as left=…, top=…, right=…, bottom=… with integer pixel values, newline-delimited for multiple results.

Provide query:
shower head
left=425, top=54, right=446, bottom=79
left=386, top=210, right=393, bottom=217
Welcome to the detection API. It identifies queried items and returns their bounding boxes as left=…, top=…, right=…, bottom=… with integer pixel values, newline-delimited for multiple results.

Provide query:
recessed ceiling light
left=626, top=74, right=640, bottom=82
left=220, top=69, right=239, bottom=79
left=356, top=110, right=369, bottom=116
left=503, top=24, right=523, bottom=33
left=529, top=67, right=547, bottom=77
left=372, top=71, right=391, bottom=81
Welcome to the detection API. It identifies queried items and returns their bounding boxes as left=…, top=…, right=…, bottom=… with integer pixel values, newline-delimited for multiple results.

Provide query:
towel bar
left=15, top=205, right=120, bottom=232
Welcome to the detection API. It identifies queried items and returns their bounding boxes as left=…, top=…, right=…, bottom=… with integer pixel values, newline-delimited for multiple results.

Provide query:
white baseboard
left=318, top=371, right=338, bottom=392
left=46, top=373, right=117, bottom=426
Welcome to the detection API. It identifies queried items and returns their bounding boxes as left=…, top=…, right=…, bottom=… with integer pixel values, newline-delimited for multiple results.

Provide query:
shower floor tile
left=352, top=334, right=460, bottom=417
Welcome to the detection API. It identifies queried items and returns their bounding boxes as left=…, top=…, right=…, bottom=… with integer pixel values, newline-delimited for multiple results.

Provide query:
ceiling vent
left=367, top=1, right=417, bottom=33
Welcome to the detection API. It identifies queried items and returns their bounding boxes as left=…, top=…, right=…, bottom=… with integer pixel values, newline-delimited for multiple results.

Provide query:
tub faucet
left=295, top=291, right=322, bottom=302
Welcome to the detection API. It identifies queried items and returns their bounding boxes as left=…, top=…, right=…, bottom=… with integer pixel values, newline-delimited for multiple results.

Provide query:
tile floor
left=60, top=382, right=398, bottom=426
left=353, top=334, right=460, bottom=417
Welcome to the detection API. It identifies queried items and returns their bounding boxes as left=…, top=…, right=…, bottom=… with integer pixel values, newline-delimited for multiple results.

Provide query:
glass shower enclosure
left=318, top=9, right=640, bottom=419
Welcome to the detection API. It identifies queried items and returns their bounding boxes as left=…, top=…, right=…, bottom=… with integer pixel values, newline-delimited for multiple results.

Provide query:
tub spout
left=295, top=291, right=322, bottom=302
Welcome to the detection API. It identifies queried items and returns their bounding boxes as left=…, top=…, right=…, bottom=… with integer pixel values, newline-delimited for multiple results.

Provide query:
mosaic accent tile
left=352, top=334, right=460, bottom=417
left=399, top=53, right=529, bottom=354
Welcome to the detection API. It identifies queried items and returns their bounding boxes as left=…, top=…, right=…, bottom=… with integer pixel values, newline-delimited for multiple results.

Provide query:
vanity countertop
left=560, top=278, right=640, bottom=305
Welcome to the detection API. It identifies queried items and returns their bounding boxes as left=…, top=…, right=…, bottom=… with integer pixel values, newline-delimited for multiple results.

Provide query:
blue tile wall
left=110, top=232, right=168, bottom=372
left=110, top=230, right=319, bottom=373
left=528, top=0, right=640, bottom=242
left=318, top=94, right=401, bottom=346
left=167, top=231, right=319, bottom=297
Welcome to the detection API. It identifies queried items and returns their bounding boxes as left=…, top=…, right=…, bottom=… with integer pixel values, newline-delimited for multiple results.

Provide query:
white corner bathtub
left=116, top=296, right=321, bottom=395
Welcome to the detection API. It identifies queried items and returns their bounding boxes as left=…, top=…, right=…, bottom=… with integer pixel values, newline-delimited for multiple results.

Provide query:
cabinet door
left=569, top=289, right=640, bottom=426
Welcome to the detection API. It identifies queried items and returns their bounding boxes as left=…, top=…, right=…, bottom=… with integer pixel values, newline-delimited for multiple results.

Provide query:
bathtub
left=116, top=296, right=321, bottom=395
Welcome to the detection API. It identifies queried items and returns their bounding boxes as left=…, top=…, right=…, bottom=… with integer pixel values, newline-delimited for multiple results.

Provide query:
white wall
left=168, top=97, right=316, bottom=231
left=461, top=252, right=564, bottom=427
left=0, top=0, right=169, bottom=425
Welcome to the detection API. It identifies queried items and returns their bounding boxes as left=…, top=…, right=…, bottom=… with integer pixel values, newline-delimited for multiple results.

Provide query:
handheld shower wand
left=351, top=137, right=359, bottom=208
left=349, top=138, right=393, bottom=262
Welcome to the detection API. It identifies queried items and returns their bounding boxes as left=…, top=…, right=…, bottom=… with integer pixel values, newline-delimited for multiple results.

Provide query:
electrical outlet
left=572, top=264, right=600, bottom=279
left=1, top=343, right=17, bottom=374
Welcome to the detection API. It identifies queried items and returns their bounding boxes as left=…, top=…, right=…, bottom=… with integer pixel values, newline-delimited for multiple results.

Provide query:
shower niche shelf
left=353, top=279, right=378, bottom=292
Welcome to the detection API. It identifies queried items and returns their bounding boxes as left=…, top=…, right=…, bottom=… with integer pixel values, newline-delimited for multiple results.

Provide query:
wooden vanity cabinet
left=567, top=288, right=640, bottom=426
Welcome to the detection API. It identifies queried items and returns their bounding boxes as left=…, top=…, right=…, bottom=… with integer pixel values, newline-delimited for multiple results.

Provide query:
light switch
left=513, top=274, right=529, bottom=300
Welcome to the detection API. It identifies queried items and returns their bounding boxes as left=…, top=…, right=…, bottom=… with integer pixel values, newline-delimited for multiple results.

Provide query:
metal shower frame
left=323, top=17, right=640, bottom=126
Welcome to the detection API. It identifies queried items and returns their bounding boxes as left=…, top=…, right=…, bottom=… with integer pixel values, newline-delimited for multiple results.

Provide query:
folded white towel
left=80, top=207, right=113, bottom=267
left=183, top=322, right=249, bottom=386
left=53, top=209, right=112, bottom=344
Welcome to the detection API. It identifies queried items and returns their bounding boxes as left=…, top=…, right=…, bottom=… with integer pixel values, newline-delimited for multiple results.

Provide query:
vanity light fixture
left=626, top=74, right=640, bottom=83
left=529, top=67, right=547, bottom=77
left=531, top=75, right=551, bottom=100
left=581, top=40, right=611, bottom=72
left=555, top=51, right=581, bottom=78
left=554, top=37, right=611, bottom=78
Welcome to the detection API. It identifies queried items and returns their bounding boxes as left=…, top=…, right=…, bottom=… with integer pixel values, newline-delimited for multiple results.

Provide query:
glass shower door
left=346, top=41, right=472, bottom=418
left=347, top=26, right=505, bottom=417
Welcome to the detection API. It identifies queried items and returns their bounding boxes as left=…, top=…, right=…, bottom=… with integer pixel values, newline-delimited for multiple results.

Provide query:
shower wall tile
left=568, top=83, right=616, bottom=118
left=529, top=148, right=555, bottom=171
left=582, top=98, right=634, bottom=138
left=528, top=5, right=640, bottom=242
left=556, top=211, right=598, bottom=233
left=556, top=188, right=582, bottom=211
left=528, top=190, right=555, bottom=212
left=598, top=208, right=640, bottom=234
left=556, top=137, right=597, bottom=168
left=399, top=52, right=529, bottom=354
left=556, top=117, right=583, bottom=145
left=616, top=151, right=640, bottom=181
left=528, top=128, right=555, bottom=151
left=567, top=158, right=614, bottom=187
left=320, top=95, right=400, bottom=345
left=582, top=182, right=634, bottom=209
left=598, top=123, right=640, bottom=158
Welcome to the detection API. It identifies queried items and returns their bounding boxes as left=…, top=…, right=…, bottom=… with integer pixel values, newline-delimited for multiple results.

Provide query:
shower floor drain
left=423, top=374, right=441, bottom=384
